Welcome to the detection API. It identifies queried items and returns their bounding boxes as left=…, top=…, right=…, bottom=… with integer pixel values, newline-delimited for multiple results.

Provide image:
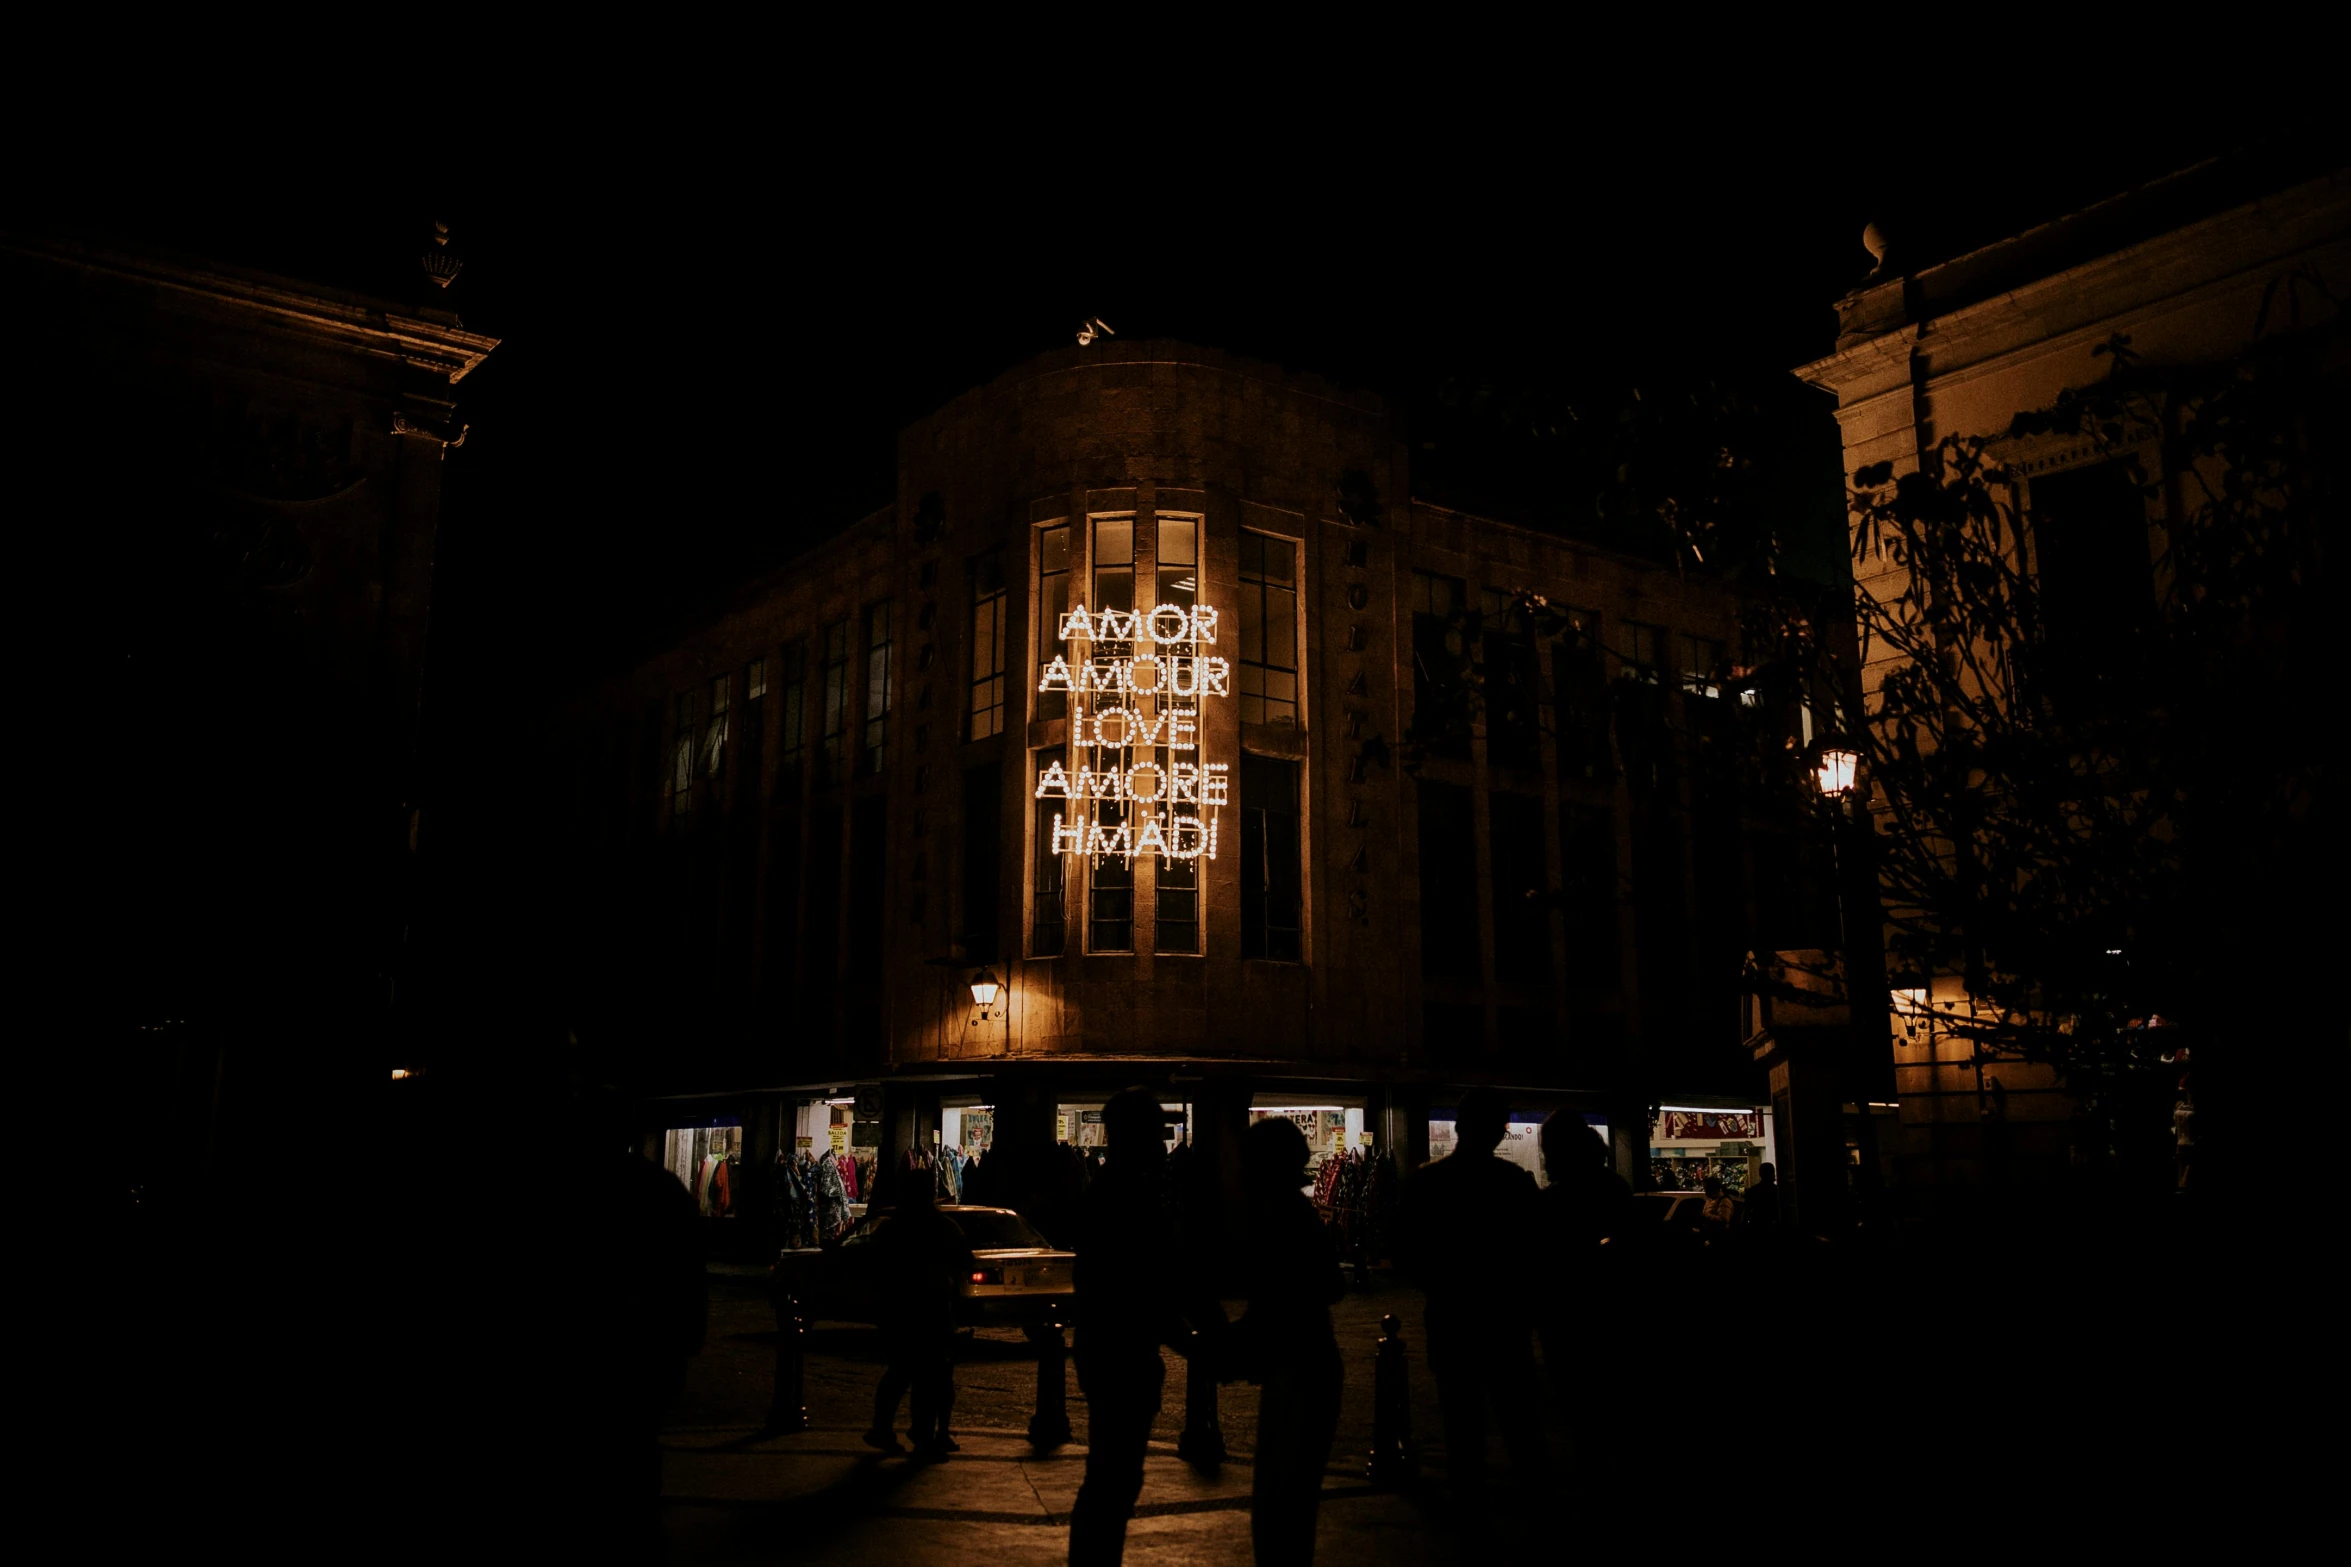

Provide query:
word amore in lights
left=1036, top=603, right=1228, bottom=864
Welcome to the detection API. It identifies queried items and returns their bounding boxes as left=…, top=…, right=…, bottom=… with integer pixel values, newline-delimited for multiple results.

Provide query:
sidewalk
left=663, top=1424, right=1458, bottom=1567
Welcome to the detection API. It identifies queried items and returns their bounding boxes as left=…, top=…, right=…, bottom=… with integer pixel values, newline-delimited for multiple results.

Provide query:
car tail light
left=970, top=1268, right=1002, bottom=1285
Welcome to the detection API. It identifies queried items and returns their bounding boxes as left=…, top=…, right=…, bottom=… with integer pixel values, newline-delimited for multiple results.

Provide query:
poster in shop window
left=1662, top=1111, right=1759, bottom=1141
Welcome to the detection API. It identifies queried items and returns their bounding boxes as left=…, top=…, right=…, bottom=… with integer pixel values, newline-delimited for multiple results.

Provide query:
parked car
left=774, top=1204, right=1074, bottom=1326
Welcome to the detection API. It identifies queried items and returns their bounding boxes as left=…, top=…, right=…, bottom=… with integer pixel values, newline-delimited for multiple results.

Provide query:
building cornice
left=4, top=232, right=500, bottom=384
left=1795, top=168, right=2351, bottom=400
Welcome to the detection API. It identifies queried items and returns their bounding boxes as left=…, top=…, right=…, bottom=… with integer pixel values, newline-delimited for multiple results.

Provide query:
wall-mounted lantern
left=969, top=967, right=1004, bottom=1026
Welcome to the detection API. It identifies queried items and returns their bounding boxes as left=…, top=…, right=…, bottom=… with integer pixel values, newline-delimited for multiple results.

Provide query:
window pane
left=1032, top=752, right=1066, bottom=956
left=970, top=548, right=1006, bottom=741
left=1158, top=516, right=1196, bottom=567
left=1240, top=756, right=1301, bottom=961
left=1267, top=585, right=1295, bottom=667
left=1037, top=525, right=1070, bottom=722
left=1094, top=516, right=1133, bottom=566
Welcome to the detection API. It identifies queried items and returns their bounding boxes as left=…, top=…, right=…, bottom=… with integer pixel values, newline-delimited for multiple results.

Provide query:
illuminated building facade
left=1800, top=159, right=2349, bottom=1195
left=550, top=341, right=1825, bottom=1226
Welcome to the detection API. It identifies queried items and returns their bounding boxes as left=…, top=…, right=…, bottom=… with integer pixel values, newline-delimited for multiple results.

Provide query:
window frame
left=968, top=546, right=1007, bottom=741
left=861, top=601, right=893, bottom=775
left=1239, top=529, right=1301, bottom=728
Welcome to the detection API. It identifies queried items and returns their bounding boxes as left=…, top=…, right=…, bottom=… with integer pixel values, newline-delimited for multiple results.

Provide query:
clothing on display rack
left=816, top=1152, right=853, bottom=1240
left=1307, top=1148, right=1396, bottom=1268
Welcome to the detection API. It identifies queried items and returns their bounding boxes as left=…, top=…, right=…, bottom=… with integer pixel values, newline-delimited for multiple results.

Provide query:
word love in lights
left=1036, top=603, right=1228, bottom=864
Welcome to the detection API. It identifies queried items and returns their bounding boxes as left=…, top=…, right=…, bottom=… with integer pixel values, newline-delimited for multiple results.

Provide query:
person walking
left=1404, top=1086, right=1547, bottom=1513
left=1068, top=1088, right=1195, bottom=1567
left=864, top=1162, right=974, bottom=1457
left=1532, top=1113, right=1628, bottom=1415
left=1236, top=1116, right=1344, bottom=1567
left=1742, top=1163, right=1781, bottom=1232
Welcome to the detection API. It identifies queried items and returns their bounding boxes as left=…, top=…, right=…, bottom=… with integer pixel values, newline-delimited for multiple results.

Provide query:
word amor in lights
left=1037, top=600, right=1229, bottom=865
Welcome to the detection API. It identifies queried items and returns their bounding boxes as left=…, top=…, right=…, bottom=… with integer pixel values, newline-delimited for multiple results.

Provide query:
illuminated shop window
left=1239, top=531, right=1298, bottom=727
left=862, top=602, right=893, bottom=775
left=1036, top=523, right=1070, bottom=722
left=670, top=690, right=694, bottom=829
left=1032, top=750, right=1067, bottom=956
left=969, top=547, right=1007, bottom=741
left=777, top=642, right=807, bottom=783
left=820, top=620, right=850, bottom=768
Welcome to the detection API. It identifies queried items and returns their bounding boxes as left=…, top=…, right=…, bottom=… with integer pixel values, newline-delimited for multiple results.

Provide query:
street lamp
left=1811, top=743, right=1862, bottom=956
left=969, top=967, right=1004, bottom=1027
left=1814, top=746, right=1860, bottom=800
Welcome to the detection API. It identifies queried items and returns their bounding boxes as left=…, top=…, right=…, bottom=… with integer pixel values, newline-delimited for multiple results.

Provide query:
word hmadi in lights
left=1035, top=603, right=1227, bottom=863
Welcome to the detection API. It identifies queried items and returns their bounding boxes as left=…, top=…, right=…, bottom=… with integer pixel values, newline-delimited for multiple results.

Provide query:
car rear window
left=950, top=1211, right=1052, bottom=1250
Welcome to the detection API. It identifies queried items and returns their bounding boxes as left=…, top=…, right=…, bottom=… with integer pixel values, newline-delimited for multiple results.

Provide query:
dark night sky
left=28, top=112, right=2293, bottom=689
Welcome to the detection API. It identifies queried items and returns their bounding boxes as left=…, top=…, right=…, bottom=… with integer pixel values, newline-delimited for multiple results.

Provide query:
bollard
left=766, top=1288, right=809, bottom=1433
left=1366, top=1312, right=1417, bottom=1488
left=1026, top=1309, right=1073, bottom=1450
left=1175, top=1329, right=1226, bottom=1470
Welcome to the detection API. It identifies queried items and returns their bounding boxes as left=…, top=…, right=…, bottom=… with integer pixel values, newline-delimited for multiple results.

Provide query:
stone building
left=1798, top=156, right=2349, bottom=1194
left=549, top=339, right=1834, bottom=1237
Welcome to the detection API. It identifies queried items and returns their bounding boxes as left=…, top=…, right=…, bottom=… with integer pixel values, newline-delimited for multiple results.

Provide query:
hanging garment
left=797, top=1154, right=822, bottom=1247
left=816, top=1153, right=852, bottom=1239
left=711, top=1158, right=733, bottom=1218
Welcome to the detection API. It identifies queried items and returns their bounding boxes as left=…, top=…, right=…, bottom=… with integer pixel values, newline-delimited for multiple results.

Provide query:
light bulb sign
left=1036, top=602, right=1227, bottom=863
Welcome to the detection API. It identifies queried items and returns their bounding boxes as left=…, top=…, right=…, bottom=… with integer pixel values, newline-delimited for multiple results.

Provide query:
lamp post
left=1811, top=743, right=1876, bottom=1231
left=1814, top=746, right=1860, bottom=950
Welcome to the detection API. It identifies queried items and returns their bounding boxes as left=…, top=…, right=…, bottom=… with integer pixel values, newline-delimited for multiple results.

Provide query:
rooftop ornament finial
left=422, top=220, right=462, bottom=291
left=1861, top=221, right=1891, bottom=279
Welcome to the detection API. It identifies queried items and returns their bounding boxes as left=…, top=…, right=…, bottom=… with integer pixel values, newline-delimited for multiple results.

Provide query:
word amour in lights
left=1036, top=603, right=1228, bottom=863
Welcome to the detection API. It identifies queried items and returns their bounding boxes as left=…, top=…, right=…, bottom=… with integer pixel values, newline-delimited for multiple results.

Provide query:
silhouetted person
left=1700, top=1176, right=1736, bottom=1244
left=866, top=1164, right=974, bottom=1456
left=1237, top=1117, right=1344, bottom=1567
left=547, top=1079, right=708, bottom=1562
left=1533, top=1114, right=1629, bottom=1414
left=1743, top=1163, right=1780, bottom=1231
left=1405, top=1086, right=1546, bottom=1511
left=1069, top=1088, right=1192, bottom=1567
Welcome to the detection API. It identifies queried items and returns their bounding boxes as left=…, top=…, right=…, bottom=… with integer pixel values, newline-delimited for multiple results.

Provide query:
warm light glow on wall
left=1037, top=602, right=1228, bottom=864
